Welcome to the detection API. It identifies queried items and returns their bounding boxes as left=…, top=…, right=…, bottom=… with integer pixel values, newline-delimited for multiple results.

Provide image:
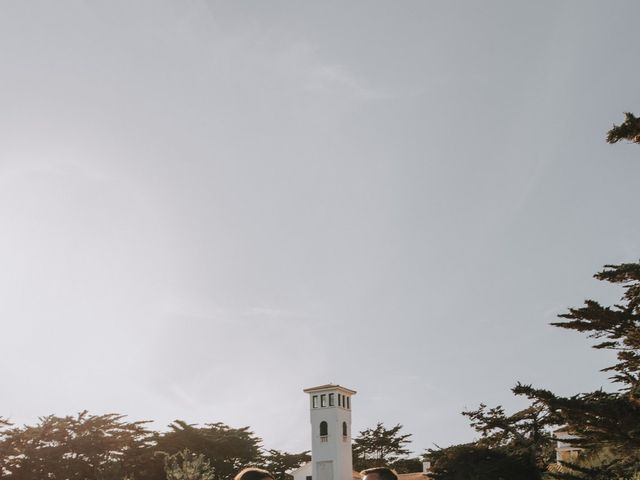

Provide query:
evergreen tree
left=352, top=422, right=412, bottom=470
left=391, top=457, right=424, bottom=474
left=462, top=401, right=557, bottom=470
left=157, top=421, right=263, bottom=480
left=426, top=444, right=540, bottom=480
left=0, top=411, right=156, bottom=480
left=0, top=417, right=12, bottom=479
left=263, top=449, right=310, bottom=480
left=424, top=401, right=554, bottom=480
left=607, top=112, right=640, bottom=144
left=514, top=262, right=640, bottom=478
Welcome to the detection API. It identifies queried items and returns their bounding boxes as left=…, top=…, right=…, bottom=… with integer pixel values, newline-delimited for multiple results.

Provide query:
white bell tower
left=303, top=384, right=357, bottom=480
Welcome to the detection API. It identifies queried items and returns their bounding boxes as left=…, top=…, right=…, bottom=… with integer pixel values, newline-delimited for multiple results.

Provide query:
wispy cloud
left=270, top=42, right=393, bottom=101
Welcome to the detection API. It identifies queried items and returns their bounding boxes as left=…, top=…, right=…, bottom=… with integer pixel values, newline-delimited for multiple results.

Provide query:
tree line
left=0, top=414, right=309, bottom=480
left=0, top=411, right=424, bottom=480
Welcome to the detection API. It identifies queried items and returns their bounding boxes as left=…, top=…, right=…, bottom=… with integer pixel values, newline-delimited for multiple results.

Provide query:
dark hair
left=234, top=468, right=275, bottom=480
left=360, top=467, right=398, bottom=480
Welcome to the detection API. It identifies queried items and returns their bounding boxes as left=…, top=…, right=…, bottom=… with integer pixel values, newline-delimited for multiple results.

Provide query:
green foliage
left=391, top=457, right=424, bottom=474
left=157, top=420, right=263, bottom=480
left=424, top=401, right=554, bottom=480
left=462, top=401, right=557, bottom=469
left=164, top=449, right=216, bottom=480
left=263, top=449, right=310, bottom=480
left=426, top=444, right=540, bottom=480
left=552, top=262, right=640, bottom=396
left=0, top=411, right=156, bottom=480
left=352, top=422, right=412, bottom=471
left=0, top=414, right=267, bottom=480
left=514, top=261, right=640, bottom=479
left=607, top=112, right=640, bottom=144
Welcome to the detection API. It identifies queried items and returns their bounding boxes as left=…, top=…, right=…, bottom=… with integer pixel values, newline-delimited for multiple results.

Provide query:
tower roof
left=303, top=383, right=357, bottom=395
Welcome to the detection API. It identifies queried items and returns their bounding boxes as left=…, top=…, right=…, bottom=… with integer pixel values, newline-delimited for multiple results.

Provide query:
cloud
left=268, top=41, right=392, bottom=101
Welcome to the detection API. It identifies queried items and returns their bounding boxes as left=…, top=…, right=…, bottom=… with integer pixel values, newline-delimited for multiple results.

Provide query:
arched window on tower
left=320, top=421, right=328, bottom=442
left=342, top=421, right=348, bottom=438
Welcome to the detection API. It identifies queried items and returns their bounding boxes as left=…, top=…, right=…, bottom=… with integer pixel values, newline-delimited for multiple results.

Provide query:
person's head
left=360, top=467, right=398, bottom=480
left=234, top=468, right=275, bottom=480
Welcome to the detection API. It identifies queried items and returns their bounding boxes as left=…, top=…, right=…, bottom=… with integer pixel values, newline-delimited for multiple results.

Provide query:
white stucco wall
left=304, top=385, right=356, bottom=480
left=291, top=461, right=312, bottom=480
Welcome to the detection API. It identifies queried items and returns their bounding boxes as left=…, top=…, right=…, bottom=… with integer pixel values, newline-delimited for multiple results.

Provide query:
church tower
left=303, top=384, right=357, bottom=480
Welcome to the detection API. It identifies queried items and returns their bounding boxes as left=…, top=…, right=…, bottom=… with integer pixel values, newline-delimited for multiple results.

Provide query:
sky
left=1, top=0, right=640, bottom=456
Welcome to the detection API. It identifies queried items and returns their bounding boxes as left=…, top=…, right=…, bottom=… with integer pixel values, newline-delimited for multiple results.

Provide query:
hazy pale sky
left=2, top=0, right=640, bottom=455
